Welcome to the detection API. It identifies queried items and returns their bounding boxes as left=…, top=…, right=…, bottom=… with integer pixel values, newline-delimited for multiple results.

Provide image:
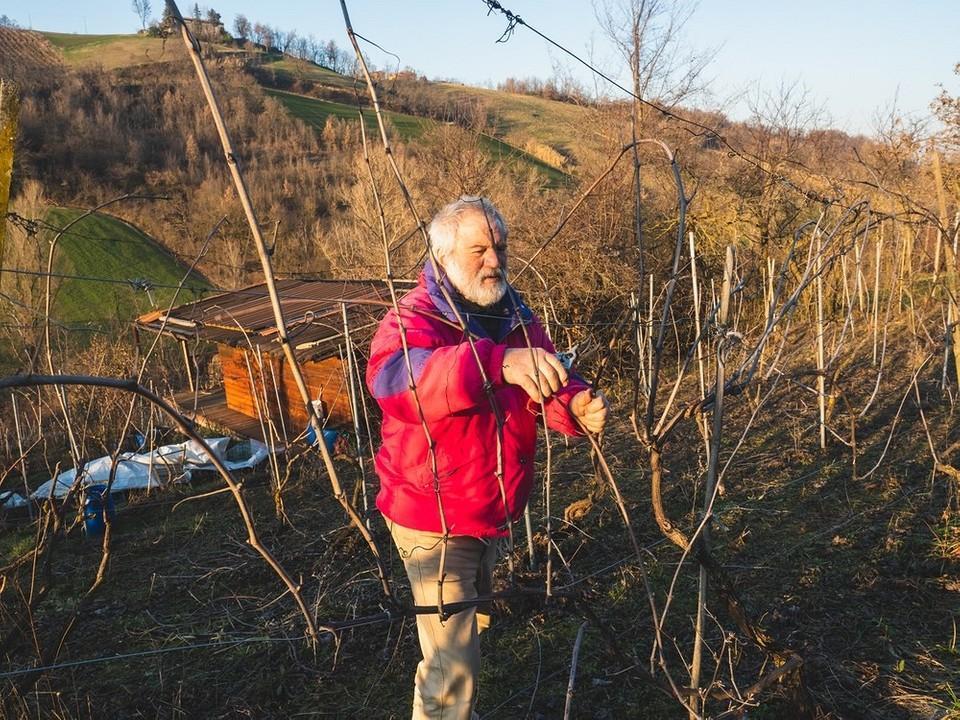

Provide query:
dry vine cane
left=629, top=140, right=845, bottom=714
left=164, top=0, right=391, bottom=601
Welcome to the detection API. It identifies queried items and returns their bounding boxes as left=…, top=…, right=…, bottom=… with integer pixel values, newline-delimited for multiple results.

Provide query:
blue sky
left=8, top=0, right=959, bottom=135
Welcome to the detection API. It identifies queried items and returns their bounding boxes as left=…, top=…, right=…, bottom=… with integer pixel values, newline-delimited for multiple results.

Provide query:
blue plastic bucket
left=305, top=424, right=338, bottom=453
left=83, top=484, right=116, bottom=537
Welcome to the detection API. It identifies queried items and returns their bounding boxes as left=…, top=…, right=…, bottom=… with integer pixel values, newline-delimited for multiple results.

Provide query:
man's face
left=442, top=210, right=508, bottom=307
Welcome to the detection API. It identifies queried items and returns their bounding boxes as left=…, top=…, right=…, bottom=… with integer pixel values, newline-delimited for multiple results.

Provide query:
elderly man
left=366, top=197, right=607, bottom=719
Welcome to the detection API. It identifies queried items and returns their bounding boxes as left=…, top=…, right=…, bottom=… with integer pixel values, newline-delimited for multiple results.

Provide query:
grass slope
left=41, top=32, right=187, bottom=70
left=46, top=208, right=212, bottom=323
left=432, top=82, right=603, bottom=164
left=266, top=88, right=570, bottom=187
left=259, top=55, right=358, bottom=90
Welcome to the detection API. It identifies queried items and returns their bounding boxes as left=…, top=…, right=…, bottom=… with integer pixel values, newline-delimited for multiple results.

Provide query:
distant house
left=136, top=278, right=394, bottom=443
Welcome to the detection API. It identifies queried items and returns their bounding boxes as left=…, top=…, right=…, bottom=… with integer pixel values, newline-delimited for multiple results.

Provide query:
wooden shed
left=135, top=278, right=395, bottom=443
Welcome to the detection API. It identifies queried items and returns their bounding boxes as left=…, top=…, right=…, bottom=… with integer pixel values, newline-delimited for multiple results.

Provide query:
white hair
left=428, top=196, right=508, bottom=261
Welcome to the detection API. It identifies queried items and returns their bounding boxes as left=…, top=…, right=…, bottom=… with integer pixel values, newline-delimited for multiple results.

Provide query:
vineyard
left=0, top=3, right=959, bottom=719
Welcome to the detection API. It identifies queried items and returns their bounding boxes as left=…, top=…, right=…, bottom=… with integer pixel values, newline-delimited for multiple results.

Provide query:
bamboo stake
left=244, top=349, right=284, bottom=521
left=816, top=228, right=826, bottom=450
left=341, top=304, right=370, bottom=529
left=689, top=245, right=734, bottom=719
left=165, top=0, right=390, bottom=600
left=688, top=232, right=710, bottom=461
left=840, top=253, right=855, bottom=346
left=872, top=224, right=884, bottom=365
left=11, top=393, right=33, bottom=520
left=932, top=149, right=949, bottom=282
left=854, top=218, right=867, bottom=314
left=523, top=503, right=537, bottom=571
left=897, top=224, right=906, bottom=312
left=932, top=151, right=960, bottom=390
left=145, top=398, right=155, bottom=495
left=648, top=273, right=654, bottom=397
left=563, top=621, right=589, bottom=720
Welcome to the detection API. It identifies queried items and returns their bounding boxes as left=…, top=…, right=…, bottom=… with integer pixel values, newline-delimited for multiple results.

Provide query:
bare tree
left=131, top=0, right=152, bottom=31
left=594, top=0, right=714, bottom=275
left=933, top=62, right=960, bottom=149
left=594, top=0, right=713, bottom=111
left=324, top=39, right=339, bottom=70
left=233, top=13, right=250, bottom=42
left=280, top=29, right=297, bottom=55
left=295, top=35, right=310, bottom=63
left=251, top=21, right=265, bottom=47
left=262, top=25, right=276, bottom=53
left=306, top=34, right=320, bottom=64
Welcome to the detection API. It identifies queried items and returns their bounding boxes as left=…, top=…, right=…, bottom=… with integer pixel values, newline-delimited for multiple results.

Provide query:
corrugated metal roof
left=136, top=278, right=402, bottom=357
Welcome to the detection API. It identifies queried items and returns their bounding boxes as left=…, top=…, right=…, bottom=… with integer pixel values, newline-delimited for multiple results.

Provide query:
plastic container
left=305, top=424, right=339, bottom=453
left=83, top=484, right=116, bottom=537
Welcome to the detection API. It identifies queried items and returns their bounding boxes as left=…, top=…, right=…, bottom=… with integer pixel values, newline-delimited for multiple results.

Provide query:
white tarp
left=31, top=456, right=163, bottom=500
left=30, top=438, right=271, bottom=501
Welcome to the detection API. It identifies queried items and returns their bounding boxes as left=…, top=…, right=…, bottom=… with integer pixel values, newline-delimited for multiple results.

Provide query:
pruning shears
left=556, top=344, right=578, bottom=371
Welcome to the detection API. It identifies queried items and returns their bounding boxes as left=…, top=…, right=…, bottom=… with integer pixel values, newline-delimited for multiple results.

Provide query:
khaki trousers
left=389, top=521, right=499, bottom=720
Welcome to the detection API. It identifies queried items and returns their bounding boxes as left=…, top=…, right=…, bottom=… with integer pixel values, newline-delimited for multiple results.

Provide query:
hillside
left=45, top=208, right=212, bottom=323
left=265, top=88, right=571, bottom=186
left=255, top=53, right=603, bottom=168
left=31, top=30, right=580, bottom=184
left=39, top=31, right=253, bottom=71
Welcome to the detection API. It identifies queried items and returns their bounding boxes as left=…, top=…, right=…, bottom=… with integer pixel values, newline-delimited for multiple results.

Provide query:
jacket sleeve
left=526, top=321, right=591, bottom=438
left=366, top=306, right=506, bottom=424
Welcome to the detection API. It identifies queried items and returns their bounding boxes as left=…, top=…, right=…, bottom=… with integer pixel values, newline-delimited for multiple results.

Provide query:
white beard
left=443, top=259, right=508, bottom=307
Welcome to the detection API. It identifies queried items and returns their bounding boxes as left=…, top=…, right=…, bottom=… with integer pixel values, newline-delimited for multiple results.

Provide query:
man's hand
left=569, top=389, right=609, bottom=434
left=502, top=347, right=569, bottom=402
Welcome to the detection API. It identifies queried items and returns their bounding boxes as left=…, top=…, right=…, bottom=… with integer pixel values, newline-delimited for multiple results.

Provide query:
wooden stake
left=11, top=393, right=33, bottom=520
left=341, top=303, right=370, bottom=529
left=816, top=228, right=827, bottom=450
left=872, top=224, right=884, bottom=365
left=690, top=245, right=735, bottom=719
left=688, top=231, right=710, bottom=461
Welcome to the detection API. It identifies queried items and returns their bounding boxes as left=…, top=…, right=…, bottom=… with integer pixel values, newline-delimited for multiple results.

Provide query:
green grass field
left=266, top=89, right=570, bottom=186
left=265, top=88, right=426, bottom=140
left=258, top=56, right=358, bottom=89
left=45, top=208, right=212, bottom=323
left=433, top=82, right=599, bottom=158
left=39, top=31, right=230, bottom=70
left=42, top=32, right=135, bottom=51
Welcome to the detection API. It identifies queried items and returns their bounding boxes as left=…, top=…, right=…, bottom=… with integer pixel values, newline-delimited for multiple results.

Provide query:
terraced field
left=0, top=26, right=63, bottom=77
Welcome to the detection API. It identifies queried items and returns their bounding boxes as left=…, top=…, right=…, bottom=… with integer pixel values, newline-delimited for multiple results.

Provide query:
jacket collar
left=421, top=260, right=533, bottom=340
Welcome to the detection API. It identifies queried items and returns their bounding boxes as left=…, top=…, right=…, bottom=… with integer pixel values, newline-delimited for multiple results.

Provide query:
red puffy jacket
left=366, top=263, right=589, bottom=538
